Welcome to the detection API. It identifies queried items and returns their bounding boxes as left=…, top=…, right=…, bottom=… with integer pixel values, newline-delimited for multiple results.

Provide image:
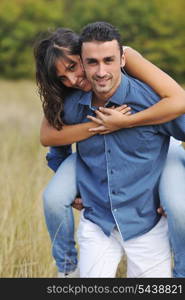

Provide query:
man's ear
left=121, top=54, right=126, bottom=68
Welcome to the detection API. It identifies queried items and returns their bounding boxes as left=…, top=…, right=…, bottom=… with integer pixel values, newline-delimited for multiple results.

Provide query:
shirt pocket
left=77, top=134, right=105, bottom=158
left=115, top=126, right=157, bottom=154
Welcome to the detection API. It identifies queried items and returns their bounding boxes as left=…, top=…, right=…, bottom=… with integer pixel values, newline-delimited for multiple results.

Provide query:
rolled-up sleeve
left=157, top=115, right=185, bottom=141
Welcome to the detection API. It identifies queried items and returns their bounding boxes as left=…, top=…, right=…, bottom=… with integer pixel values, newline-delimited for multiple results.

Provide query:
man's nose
left=96, top=64, right=107, bottom=77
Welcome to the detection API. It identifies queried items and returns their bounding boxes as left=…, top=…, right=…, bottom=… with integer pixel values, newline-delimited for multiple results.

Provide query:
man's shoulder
left=64, top=90, right=85, bottom=112
left=63, top=90, right=86, bottom=124
left=64, top=90, right=85, bottom=105
left=126, top=74, right=158, bottom=96
left=125, top=74, right=160, bottom=106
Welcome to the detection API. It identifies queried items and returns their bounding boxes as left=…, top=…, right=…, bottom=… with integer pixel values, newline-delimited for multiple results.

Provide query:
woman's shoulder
left=123, top=46, right=130, bottom=53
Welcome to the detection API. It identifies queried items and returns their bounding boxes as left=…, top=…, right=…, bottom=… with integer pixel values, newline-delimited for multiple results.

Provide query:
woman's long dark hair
left=34, top=28, right=80, bottom=129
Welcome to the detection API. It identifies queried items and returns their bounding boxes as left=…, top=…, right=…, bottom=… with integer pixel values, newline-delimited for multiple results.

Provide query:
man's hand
left=72, top=197, right=84, bottom=211
left=87, top=105, right=132, bottom=134
left=157, top=206, right=167, bottom=217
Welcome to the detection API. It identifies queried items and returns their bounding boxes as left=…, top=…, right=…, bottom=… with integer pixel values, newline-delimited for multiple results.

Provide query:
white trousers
left=77, top=213, right=172, bottom=278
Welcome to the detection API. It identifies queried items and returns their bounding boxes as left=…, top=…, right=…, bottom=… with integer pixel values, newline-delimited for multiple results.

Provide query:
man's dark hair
left=80, top=21, right=123, bottom=56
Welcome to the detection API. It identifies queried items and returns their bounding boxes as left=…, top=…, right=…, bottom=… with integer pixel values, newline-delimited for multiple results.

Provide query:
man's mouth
left=95, top=78, right=110, bottom=86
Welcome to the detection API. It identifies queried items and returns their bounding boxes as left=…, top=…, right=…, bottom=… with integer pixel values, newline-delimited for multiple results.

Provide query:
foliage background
left=0, top=0, right=185, bottom=81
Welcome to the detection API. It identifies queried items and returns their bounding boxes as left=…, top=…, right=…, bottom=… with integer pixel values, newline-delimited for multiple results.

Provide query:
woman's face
left=55, top=54, right=91, bottom=92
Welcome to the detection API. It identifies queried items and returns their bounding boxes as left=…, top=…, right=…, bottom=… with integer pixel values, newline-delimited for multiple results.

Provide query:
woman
left=34, top=28, right=185, bottom=278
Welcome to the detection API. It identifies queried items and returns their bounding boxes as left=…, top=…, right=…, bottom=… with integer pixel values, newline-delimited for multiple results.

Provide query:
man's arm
left=157, top=115, right=185, bottom=141
left=46, top=145, right=72, bottom=172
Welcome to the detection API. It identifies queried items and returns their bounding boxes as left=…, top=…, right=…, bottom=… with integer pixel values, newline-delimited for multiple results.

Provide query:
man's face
left=81, top=40, right=125, bottom=99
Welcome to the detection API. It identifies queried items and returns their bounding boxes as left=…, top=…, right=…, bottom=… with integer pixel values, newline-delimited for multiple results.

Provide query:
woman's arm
left=40, top=116, right=97, bottom=146
left=123, top=47, right=185, bottom=126
left=40, top=104, right=130, bottom=146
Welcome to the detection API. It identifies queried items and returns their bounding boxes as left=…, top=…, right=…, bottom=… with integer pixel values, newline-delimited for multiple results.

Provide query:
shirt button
left=108, top=149, right=111, bottom=153
left=110, top=170, right=114, bottom=174
left=112, top=190, right=117, bottom=195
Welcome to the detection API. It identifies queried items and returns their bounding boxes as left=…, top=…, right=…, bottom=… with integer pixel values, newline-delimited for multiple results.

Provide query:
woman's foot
left=58, top=268, right=79, bottom=278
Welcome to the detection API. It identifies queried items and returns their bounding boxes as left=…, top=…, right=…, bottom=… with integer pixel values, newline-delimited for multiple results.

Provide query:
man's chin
left=94, top=87, right=111, bottom=94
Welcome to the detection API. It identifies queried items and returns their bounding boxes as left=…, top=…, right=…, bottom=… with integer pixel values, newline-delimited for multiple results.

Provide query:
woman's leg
left=159, top=142, right=185, bottom=277
left=43, top=153, right=78, bottom=275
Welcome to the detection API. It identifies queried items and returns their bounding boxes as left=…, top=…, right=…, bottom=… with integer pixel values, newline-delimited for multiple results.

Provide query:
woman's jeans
left=43, top=153, right=78, bottom=273
left=159, top=142, right=185, bottom=278
left=43, top=142, right=185, bottom=277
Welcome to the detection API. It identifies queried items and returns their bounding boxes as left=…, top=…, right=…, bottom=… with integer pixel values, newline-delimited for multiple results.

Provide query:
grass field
left=0, top=80, right=126, bottom=277
left=0, top=80, right=54, bottom=277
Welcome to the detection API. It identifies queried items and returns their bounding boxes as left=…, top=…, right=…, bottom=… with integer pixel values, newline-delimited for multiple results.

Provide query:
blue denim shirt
left=47, top=74, right=185, bottom=241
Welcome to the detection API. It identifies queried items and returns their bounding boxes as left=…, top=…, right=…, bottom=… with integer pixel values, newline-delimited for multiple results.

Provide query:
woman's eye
left=69, top=64, right=76, bottom=71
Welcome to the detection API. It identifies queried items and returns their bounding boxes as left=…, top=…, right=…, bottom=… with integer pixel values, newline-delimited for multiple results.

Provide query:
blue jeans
left=43, top=153, right=78, bottom=273
left=159, top=142, right=185, bottom=278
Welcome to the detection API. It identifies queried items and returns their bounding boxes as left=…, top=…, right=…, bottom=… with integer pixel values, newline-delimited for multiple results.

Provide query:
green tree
left=0, top=0, right=184, bottom=81
left=0, top=0, right=65, bottom=78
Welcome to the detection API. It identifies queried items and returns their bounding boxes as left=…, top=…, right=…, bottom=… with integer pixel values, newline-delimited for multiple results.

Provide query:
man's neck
left=92, top=75, right=122, bottom=107
left=92, top=94, right=108, bottom=107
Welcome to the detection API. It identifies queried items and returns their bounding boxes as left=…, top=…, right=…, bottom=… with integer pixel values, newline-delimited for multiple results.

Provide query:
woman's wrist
left=119, top=114, right=136, bottom=129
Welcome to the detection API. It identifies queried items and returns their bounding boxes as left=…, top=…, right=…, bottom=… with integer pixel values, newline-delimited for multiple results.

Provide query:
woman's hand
left=87, top=104, right=132, bottom=134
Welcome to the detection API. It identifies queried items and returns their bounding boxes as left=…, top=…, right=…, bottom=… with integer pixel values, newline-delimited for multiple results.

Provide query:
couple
left=34, top=22, right=185, bottom=278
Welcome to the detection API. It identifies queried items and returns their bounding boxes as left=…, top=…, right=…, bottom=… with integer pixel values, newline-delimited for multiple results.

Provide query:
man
left=62, top=21, right=185, bottom=278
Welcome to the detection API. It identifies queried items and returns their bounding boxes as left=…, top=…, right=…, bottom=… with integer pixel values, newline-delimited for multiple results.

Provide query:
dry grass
left=0, top=80, right=55, bottom=277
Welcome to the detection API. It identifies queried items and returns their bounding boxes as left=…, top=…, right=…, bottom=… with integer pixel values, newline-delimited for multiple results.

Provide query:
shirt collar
left=78, top=73, right=129, bottom=107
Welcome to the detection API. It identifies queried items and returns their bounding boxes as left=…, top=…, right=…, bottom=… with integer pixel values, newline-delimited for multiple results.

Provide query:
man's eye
left=105, top=58, right=114, bottom=63
left=86, top=60, right=97, bottom=65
